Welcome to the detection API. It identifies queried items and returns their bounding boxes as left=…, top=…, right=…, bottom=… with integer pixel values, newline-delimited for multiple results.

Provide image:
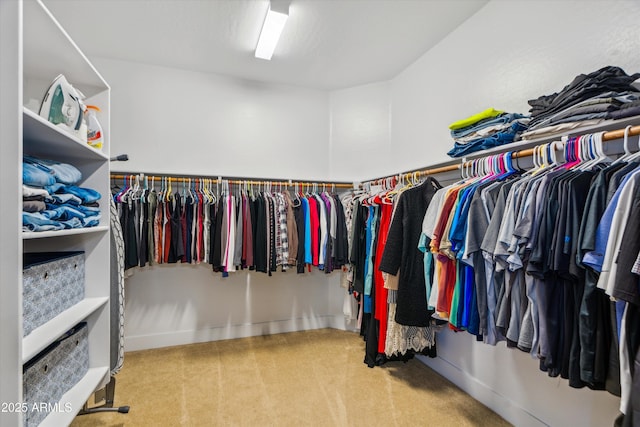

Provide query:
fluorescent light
left=255, top=3, right=288, bottom=60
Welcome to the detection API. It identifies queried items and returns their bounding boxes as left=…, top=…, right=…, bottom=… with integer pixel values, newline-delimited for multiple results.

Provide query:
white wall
left=328, top=82, right=390, bottom=181
left=123, top=265, right=346, bottom=351
left=330, top=0, right=640, bottom=180
left=328, top=1, right=640, bottom=426
left=418, top=331, right=622, bottom=427
left=96, top=57, right=330, bottom=181
left=390, top=0, right=640, bottom=175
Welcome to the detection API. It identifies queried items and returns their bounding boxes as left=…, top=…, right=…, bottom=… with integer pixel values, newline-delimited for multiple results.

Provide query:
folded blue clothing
left=58, top=186, right=101, bottom=204
left=51, top=193, right=82, bottom=205
left=81, top=214, right=101, bottom=227
left=43, top=203, right=101, bottom=221
left=45, top=184, right=101, bottom=204
left=23, top=155, right=82, bottom=185
left=450, top=113, right=528, bottom=139
left=42, top=204, right=86, bottom=221
left=22, top=212, right=83, bottom=232
left=23, top=163, right=56, bottom=187
left=45, top=182, right=66, bottom=194
left=448, top=120, right=529, bottom=158
left=448, top=134, right=516, bottom=157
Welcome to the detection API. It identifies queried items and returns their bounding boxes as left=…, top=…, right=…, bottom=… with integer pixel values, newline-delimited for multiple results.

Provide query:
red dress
left=374, top=198, right=393, bottom=354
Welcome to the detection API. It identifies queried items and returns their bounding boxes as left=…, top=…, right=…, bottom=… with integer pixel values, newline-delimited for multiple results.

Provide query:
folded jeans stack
left=447, top=108, right=530, bottom=158
left=22, top=156, right=101, bottom=232
left=522, top=66, right=640, bottom=140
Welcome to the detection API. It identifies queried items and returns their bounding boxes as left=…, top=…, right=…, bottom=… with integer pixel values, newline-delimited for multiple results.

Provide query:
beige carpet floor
left=71, top=328, right=511, bottom=427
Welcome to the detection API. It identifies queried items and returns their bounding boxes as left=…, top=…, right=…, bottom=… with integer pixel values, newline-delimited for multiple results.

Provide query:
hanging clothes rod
left=110, top=173, right=355, bottom=189
left=363, top=123, right=640, bottom=186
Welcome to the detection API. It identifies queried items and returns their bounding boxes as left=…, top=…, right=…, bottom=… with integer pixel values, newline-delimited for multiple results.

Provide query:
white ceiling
left=43, top=0, right=488, bottom=90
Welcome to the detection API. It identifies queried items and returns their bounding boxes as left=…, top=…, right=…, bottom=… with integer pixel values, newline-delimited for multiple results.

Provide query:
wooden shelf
left=22, top=297, right=108, bottom=363
left=38, top=366, right=110, bottom=427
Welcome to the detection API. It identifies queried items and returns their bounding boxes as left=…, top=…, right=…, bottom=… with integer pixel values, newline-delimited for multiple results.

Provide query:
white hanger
left=625, top=128, right=640, bottom=162
left=613, top=125, right=633, bottom=164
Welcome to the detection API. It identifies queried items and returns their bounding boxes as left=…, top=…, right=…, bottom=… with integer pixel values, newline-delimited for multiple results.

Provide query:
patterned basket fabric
left=23, top=252, right=85, bottom=337
left=23, top=323, right=89, bottom=427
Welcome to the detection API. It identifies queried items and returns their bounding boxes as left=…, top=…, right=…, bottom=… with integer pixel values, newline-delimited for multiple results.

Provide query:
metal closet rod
left=109, top=173, right=355, bottom=189
left=363, top=124, right=640, bottom=186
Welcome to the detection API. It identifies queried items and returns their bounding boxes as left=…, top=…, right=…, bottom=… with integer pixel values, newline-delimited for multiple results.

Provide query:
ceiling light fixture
left=255, top=1, right=289, bottom=60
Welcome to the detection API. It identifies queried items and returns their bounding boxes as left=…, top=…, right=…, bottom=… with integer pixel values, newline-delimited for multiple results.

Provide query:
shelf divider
left=22, top=297, right=109, bottom=364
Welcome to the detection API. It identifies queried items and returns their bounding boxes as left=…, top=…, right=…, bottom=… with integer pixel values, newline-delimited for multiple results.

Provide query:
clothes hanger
left=577, top=134, right=594, bottom=171
left=131, top=174, right=141, bottom=201
left=561, top=136, right=577, bottom=170
left=120, top=174, right=135, bottom=202
left=576, top=134, right=596, bottom=170
left=613, top=125, right=633, bottom=164
left=382, top=174, right=401, bottom=201
left=200, top=178, right=207, bottom=203
left=628, top=129, right=640, bottom=160
left=590, top=131, right=612, bottom=165
left=466, top=159, right=474, bottom=179
left=163, top=176, right=168, bottom=202
left=114, top=175, right=127, bottom=202
left=567, top=137, right=575, bottom=165
left=148, top=176, right=156, bottom=199
left=192, top=178, right=197, bottom=202
left=110, top=175, right=121, bottom=196
left=294, top=182, right=301, bottom=201
left=166, top=176, right=173, bottom=202
left=492, top=152, right=515, bottom=180
left=474, top=158, right=481, bottom=177
left=575, top=135, right=592, bottom=171
left=623, top=126, right=640, bottom=162
left=381, top=178, right=394, bottom=205
left=547, top=142, right=558, bottom=167
left=141, top=175, right=148, bottom=203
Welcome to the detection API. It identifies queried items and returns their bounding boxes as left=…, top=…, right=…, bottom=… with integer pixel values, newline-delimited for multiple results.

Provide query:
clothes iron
left=39, top=74, right=85, bottom=134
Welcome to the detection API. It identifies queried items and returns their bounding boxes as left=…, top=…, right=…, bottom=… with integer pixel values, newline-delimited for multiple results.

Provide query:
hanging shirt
left=284, top=192, right=298, bottom=266
left=379, top=178, right=441, bottom=327
left=583, top=165, right=640, bottom=272
left=301, top=197, right=312, bottom=265
left=184, top=195, right=193, bottom=263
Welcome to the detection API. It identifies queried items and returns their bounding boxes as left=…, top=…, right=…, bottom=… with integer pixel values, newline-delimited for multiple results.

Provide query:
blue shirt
left=302, top=198, right=312, bottom=264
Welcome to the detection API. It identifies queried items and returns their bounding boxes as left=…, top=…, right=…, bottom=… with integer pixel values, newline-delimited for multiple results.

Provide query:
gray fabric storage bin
left=23, top=252, right=85, bottom=337
left=23, top=322, right=89, bottom=427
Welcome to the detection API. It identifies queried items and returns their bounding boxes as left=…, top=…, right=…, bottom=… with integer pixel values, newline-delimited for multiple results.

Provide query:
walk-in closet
left=2, top=1, right=640, bottom=426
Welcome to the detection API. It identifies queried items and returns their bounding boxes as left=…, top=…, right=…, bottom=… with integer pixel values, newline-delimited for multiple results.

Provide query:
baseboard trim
left=125, top=314, right=351, bottom=351
left=416, top=355, right=547, bottom=427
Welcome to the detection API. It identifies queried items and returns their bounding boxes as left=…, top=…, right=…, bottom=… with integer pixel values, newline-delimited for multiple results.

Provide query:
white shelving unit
left=1, top=1, right=111, bottom=426
left=22, top=297, right=109, bottom=363
left=38, top=367, right=110, bottom=427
